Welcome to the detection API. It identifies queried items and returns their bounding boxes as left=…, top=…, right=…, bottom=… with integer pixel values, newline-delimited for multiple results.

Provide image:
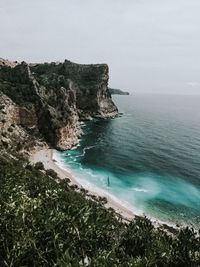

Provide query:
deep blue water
left=58, top=94, right=200, bottom=227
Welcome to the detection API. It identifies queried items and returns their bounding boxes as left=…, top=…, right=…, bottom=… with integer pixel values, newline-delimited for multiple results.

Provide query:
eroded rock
left=0, top=59, right=118, bottom=150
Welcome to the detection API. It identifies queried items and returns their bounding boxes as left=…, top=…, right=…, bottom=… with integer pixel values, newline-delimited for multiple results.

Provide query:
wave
left=83, top=145, right=96, bottom=152
left=73, top=174, right=145, bottom=217
left=53, top=150, right=144, bottom=217
left=54, top=94, right=200, bottom=228
left=132, top=188, right=149, bottom=193
left=54, top=149, right=194, bottom=228
left=52, top=150, right=73, bottom=174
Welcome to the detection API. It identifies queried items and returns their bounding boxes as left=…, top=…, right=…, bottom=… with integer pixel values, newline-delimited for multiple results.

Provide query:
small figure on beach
left=107, top=176, right=110, bottom=187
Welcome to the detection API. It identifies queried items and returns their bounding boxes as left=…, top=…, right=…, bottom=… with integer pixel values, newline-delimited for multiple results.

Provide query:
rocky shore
left=0, top=58, right=118, bottom=153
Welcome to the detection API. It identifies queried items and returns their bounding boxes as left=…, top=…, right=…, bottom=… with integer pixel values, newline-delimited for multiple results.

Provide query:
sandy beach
left=30, top=148, right=182, bottom=231
left=30, top=148, right=137, bottom=221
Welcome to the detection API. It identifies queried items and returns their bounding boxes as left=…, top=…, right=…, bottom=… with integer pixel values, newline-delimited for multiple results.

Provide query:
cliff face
left=30, top=60, right=118, bottom=119
left=0, top=59, right=118, bottom=150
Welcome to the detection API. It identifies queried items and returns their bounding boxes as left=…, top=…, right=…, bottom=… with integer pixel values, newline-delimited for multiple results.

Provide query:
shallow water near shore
left=58, top=94, right=200, bottom=227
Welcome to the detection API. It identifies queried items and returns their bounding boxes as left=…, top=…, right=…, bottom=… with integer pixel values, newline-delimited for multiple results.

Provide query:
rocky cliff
left=0, top=59, right=118, bottom=151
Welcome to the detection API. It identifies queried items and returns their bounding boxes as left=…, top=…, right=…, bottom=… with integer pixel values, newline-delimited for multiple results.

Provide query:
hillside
left=0, top=59, right=199, bottom=267
left=0, top=59, right=118, bottom=152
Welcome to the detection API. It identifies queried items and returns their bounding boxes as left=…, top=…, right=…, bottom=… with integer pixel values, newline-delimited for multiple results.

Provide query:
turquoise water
left=57, top=94, right=200, bottom=227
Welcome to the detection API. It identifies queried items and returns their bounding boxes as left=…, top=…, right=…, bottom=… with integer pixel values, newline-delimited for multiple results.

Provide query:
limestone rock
left=0, top=58, right=18, bottom=68
left=0, top=58, right=118, bottom=150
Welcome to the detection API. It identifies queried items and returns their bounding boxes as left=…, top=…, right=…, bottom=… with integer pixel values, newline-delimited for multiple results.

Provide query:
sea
left=55, top=94, right=200, bottom=228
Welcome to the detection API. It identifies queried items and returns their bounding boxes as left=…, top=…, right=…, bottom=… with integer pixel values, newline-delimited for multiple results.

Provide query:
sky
left=0, top=0, right=200, bottom=94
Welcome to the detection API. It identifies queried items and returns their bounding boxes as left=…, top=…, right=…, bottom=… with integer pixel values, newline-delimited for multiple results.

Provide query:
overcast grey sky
left=1, top=0, right=200, bottom=94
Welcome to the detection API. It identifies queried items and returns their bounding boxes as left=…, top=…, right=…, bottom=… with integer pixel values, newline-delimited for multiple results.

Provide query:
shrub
left=46, top=168, right=58, bottom=178
left=64, top=177, right=71, bottom=183
left=0, top=154, right=199, bottom=266
left=34, top=161, right=44, bottom=170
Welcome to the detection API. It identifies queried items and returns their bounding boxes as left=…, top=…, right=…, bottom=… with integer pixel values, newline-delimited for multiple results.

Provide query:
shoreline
left=30, top=148, right=137, bottom=221
left=30, top=147, right=179, bottom=229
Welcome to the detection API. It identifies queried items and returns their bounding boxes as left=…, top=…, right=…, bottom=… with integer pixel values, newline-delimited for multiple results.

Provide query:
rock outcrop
left=108, top=88, right=130, bottom=95
left=0, top=59, right=118, bottom=150
left=0, top=92, right=37, bottom=152
left=0, top=58, right=18, bottom=68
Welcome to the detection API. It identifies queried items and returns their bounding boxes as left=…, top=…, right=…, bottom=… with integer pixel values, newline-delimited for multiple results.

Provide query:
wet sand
left=30, top=148, right=137, bottom=221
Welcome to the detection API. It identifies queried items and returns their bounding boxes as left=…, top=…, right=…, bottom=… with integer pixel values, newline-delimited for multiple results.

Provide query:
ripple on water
left=58, top=95, right=200, bottom=227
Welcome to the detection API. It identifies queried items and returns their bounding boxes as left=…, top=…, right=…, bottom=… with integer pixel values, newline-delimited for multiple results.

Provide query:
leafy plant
left=0, top=154, right=199, bottom=266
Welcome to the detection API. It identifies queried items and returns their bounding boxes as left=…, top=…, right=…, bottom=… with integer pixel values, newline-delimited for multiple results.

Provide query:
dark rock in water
left=108, top=87, right=130, bottom=95
left=0, top=59, right=118, bottom=150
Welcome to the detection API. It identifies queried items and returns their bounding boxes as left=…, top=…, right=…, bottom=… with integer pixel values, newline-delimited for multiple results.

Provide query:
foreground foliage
left=0, top=155, right=199, bottom=266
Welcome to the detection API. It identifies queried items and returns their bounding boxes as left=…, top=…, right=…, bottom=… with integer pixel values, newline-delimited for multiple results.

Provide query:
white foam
left=53, top=150, right=143, bottom=216
left=75, top=151, right=85, bottom=157
left=52, top=150, right=182, bottom=228
left=69, top=173, right=144, bottom=217
left=71, top=145, right=78, bottom=150
left=52, top=151, right=73, bottom=174
left=132, top=187, right=149, bottom=193
left=83, top=145, right=96, bottom=153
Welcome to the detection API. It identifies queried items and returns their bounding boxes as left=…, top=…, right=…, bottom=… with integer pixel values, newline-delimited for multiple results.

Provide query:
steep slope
left=0, top=59, right=118, bottom=150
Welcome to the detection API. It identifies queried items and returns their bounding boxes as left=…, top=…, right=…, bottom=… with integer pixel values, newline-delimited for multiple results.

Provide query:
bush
left=46, top=168, right=58, bottom=178
left=34, top=161, right=44, bottom=170
left=0, top=154, right=199, bottom=266
left=64, top=177, right=71, bottom=183
left=118, top=217, right=154, bottom=258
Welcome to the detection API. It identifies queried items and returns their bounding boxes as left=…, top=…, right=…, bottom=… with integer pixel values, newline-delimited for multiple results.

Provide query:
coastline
left=30, top=148, right=137, bottom=221
left=30, top=147, right=181, bottom=230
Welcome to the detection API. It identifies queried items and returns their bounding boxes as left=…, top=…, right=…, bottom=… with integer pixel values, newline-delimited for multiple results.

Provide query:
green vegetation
left=30, top=60, right=107, bottom=89
left=0, top=154, right=199, bottom=266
